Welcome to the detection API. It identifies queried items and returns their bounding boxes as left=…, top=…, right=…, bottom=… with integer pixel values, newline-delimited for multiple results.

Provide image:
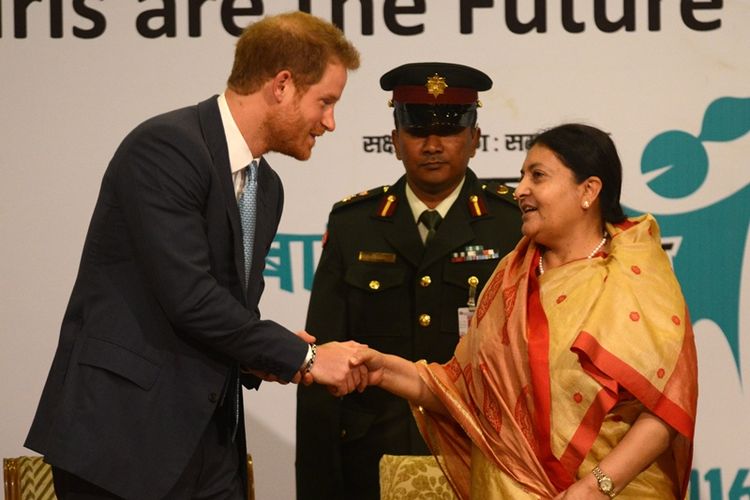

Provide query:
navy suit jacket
left=25, top=96, right=308, bottom=499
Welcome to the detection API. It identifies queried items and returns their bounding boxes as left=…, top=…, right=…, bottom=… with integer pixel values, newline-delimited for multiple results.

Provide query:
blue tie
left=231, top=160, right=258, bottom=441
left=238, top=160, right=258, bottom=287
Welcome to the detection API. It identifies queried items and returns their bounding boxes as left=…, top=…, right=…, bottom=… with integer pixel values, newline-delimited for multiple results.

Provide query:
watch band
left=304, top=343, right=317, bottom=373
left=592, top=465, right=616, bottom=498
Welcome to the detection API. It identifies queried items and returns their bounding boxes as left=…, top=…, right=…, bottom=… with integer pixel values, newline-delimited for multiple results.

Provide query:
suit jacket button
left=420, top=275, right=432, bottom=287
left=340, top=429, right=347, bottom=439
left=418, top=314, right=431, bottom=327
left=209, top=392, right=219, bottom=403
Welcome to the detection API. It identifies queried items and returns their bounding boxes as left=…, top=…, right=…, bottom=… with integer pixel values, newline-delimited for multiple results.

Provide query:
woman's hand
left=350, top=347, right=387, bottom=390
left=350, top=348, right=447, bottom=413
left=552, top=475, right=607, bottom=499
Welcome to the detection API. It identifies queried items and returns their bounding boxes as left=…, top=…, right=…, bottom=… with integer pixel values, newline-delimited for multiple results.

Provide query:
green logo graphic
left=632, top=97, right=750, bottom=378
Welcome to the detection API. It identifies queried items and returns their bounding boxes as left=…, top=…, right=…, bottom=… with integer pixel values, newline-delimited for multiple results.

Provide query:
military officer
left=296, top=62, right=522, bottom=500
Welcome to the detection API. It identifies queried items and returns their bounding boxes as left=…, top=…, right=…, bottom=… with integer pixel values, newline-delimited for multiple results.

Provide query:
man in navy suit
left=25, top=11, right=361, bottom=500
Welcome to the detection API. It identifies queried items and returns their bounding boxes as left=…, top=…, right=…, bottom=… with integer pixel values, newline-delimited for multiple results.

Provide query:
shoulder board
left=332, top=185, right=390, bottom=212
left=482, top=181, right=518, bottom=207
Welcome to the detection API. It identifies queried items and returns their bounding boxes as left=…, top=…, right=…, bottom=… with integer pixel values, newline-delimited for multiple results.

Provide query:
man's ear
left=469, top=127, right=481, bottom=158
left=391, top=129, right=403, bottom=160
left=271, top=70, right=293, bottom=102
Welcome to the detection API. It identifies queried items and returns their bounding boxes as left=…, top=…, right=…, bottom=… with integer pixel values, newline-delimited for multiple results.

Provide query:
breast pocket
left=78, top=336, right=161, bottom=391
left=344, top=264, right=410, bottom=339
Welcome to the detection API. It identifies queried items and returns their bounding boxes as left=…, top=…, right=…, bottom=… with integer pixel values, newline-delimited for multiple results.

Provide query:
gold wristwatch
left=592, top=466, right=616, bottom=498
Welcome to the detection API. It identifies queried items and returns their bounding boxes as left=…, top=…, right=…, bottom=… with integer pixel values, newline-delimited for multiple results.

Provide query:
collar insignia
left=468, top=194, right=487, bottom=217
left=377, top=194, right=398, bottom=218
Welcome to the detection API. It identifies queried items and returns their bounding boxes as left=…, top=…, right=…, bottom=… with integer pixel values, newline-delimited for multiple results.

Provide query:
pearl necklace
left=538, top=233, right=608, bottom=276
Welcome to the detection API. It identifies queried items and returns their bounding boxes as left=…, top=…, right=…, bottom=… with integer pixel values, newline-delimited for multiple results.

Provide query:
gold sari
left=413, top=214, right=697, bottom=499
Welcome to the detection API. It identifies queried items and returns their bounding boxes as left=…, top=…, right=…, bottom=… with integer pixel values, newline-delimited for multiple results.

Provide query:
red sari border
left=572, top=331, right=695, bottom=440
left=527, top=251, right=576, bottom=490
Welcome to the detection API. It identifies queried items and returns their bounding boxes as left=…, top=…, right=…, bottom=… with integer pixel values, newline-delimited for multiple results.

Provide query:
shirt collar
left=217, top=92, right=259, bottom=174
left=405, top=176, right=465, bottom=223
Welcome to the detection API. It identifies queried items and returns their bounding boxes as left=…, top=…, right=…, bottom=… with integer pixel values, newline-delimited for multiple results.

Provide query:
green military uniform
left=296, top=168, right=521, bottom=499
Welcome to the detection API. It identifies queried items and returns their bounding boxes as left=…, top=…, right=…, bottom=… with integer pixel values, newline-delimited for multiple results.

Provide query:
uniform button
left=497, top=184, right=509, bottom=195
left=209, top=392, right=219, bottom=403
left=340, top=429, right=347, bottom=439
left=420, top=275, right=432, bottom=287
left=418, top=314, right=431, bottom=327
left=369, top=280, right=380, bottom=290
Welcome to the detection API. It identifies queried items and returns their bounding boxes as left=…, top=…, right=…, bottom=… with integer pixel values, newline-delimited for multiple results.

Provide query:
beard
left=265, top=99, right=314, bottom=161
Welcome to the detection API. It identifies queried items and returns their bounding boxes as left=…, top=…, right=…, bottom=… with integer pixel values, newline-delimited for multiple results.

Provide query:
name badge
left=358, top=251, right=397, bottom=263
left=458, top=307, right=475, bottom=337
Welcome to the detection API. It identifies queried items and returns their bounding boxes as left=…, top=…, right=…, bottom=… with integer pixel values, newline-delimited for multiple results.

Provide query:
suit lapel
left=251, top=158, right=275, bottom=286
left=197, top=97, right=245, bottom=289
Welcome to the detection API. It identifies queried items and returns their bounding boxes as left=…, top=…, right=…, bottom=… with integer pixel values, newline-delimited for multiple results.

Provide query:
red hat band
left=393, top=85, right=478, bottom=105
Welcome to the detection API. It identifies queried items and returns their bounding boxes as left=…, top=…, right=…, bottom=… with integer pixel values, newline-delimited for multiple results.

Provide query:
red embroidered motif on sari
left=412, top=214, right=698, bottom=499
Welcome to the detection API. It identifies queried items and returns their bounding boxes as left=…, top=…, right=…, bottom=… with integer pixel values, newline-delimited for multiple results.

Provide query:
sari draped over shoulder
left=412, top=214, right=697, bottom=499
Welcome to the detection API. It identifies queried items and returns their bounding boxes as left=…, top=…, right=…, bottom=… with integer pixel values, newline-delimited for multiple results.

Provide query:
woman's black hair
left=529, top=123, right=627, bottom=224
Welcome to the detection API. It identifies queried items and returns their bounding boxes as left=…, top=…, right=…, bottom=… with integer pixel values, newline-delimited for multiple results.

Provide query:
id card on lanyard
left=457, top=276, right=479, bottom=337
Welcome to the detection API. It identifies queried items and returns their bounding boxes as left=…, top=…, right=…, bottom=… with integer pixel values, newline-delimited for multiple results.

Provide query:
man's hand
left=310, top=341, right=368, bottom=396
left=241, top=330, right=318, bottom=385
left=295, top=330, right=317, bottom=344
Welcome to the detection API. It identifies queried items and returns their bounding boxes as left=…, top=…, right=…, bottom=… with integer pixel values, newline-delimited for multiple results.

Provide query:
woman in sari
left=351, top=123, right=698, bottom=499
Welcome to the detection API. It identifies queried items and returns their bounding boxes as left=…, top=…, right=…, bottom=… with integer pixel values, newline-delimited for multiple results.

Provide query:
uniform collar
left=404, top=176, right=466, bottom=223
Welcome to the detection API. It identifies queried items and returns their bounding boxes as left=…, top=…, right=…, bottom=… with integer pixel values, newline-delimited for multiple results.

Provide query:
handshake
left=246, top=331, right=383, bottom=396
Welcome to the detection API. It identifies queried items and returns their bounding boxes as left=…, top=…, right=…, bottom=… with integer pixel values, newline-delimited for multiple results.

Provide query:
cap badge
left=425, top=74, right=448, bottom=98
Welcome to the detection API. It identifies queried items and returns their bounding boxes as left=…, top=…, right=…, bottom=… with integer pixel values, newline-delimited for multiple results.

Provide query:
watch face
left=600, top=477, right=614, bottom=492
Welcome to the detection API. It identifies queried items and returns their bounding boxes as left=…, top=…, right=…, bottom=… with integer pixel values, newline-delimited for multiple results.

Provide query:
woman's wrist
left=589, top=465, right=616, bottom=498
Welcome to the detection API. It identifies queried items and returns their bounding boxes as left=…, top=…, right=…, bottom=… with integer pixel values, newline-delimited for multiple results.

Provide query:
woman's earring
left=582, top=200, right=590, bottom=209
